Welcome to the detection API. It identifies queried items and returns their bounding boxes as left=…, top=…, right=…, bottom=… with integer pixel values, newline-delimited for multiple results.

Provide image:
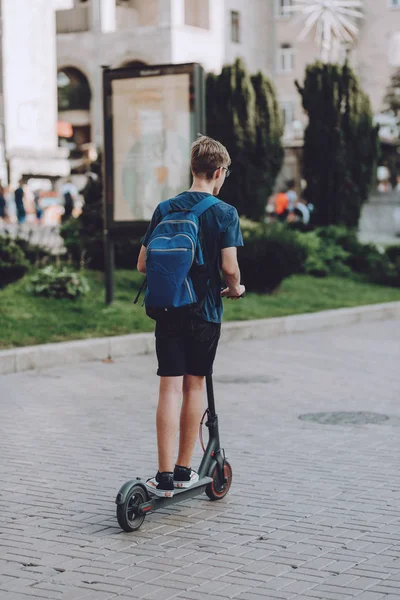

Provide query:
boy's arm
left=220, top=207, right=245, bottom=298
left=221, top=247, right=245, bottom=298
left=137, top=245, right=146, bottom=274
left=136, top=205, right=162, bottom=274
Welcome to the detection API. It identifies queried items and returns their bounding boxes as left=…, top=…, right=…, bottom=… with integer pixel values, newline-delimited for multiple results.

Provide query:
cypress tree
left=249, top=72, right=284, bottom=221
left=381, top=69, right=400, bottom=185
left=297, top=62, right=379, bottom=228
left=206, top=59, right=283, bottom=221
left=206, top=58, right=255, bottom=218
left=384, top=69, right=400, bottom=118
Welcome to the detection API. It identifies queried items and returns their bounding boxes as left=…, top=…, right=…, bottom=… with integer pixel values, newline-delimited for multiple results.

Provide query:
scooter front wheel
left=206, top=460, right=232, bottom=501
left=116, top=484, right=148, bottom=532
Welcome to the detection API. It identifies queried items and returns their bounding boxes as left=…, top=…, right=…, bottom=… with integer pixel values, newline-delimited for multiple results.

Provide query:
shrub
left=368, top=252, right=400, bottom=287
left=294, top=231, right=329, bottom=277
left=0, top=235, right=30, bottom=287
left=60, top=217, right=82, bottom=265
left=385, top=245, right=400, bottom=265
left=346, top=242, right=384, bottom=275
left=296, top=229, right=352, bottom=277
left=27, top=266, right=90, bottom=300
left=115, top=239, right=143, bottom=269
left=12, top=237, right=53, bottom=266
left=60, top=161, right=148, bottom=270
left=296, top=226, right=400, bottom=286
left=239, top=223, right=306, bottom=292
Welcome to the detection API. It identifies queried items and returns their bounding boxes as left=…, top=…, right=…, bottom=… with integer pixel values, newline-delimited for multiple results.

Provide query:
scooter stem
left=206, top=373, right=216, bottom=417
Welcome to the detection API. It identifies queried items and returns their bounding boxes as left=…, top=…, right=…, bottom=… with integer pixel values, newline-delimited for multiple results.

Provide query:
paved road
left=1, top=320, right=400, bottom=600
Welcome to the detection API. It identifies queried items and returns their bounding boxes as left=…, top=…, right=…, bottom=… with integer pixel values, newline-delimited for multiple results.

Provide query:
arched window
left=57, top=67, right=92, bottom=159
left=57, top=67, right=91, bottom=111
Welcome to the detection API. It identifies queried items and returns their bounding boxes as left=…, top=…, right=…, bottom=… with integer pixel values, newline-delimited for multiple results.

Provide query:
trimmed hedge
left=239, top=221, right=400, bottom=292
left=0, top=235, right=30, bottom=287
left=239, top=222, right=306, bottom=292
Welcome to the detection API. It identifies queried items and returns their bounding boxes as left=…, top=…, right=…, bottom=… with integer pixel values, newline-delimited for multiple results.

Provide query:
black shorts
left=155, top=316, right=221, bottom=377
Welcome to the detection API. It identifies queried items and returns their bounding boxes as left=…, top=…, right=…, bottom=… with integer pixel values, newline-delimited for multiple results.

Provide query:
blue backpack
left=143, top=195, right=220, bottom=319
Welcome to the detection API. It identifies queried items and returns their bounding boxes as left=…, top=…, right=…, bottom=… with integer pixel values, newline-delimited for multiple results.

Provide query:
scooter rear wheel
left=116, top=484, right=148, bottom=532
left=206, top=460, right=232, bottom=501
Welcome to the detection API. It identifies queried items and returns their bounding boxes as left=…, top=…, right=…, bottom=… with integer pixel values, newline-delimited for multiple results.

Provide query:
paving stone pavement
left=1, top=319, right=400, bottom=600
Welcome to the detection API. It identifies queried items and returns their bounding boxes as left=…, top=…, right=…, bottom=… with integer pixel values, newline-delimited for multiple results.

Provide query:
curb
left=1, top=301, right=400, bottom=376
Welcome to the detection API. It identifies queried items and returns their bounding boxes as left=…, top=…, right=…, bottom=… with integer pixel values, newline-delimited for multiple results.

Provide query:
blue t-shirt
left=142, top=191, right=244, bottom=323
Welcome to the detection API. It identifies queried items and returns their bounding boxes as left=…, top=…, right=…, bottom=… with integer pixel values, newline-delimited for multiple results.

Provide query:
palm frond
left=285, top=0, right=364, bottom=61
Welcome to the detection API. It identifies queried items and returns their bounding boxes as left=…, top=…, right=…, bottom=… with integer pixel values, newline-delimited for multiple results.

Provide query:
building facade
left=56, top=0, right=400, bottom=174
left=56, top=0, right=271, bottom=154
left=0, top=0, right=70, bottom=185
left=273, top=0, right=400, bottom=141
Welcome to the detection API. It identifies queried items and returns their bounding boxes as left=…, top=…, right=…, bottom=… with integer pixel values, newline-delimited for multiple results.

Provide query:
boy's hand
left=221, top=284, right=246, bottom=299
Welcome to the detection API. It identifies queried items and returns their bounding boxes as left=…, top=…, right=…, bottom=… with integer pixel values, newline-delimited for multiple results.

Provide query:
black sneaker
left=145, top=471, right=174, bottom=497
left=173, top=465, right=199, bottom=489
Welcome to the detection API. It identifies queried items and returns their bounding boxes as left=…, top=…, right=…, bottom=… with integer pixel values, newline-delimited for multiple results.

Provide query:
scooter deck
left=150, top=476, right=213, bottom=509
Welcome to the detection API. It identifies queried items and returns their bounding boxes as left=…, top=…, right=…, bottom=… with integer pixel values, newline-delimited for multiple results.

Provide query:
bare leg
left=176, top=375, right=205, bottom=469
left=156, top=376, right=183, bottom=473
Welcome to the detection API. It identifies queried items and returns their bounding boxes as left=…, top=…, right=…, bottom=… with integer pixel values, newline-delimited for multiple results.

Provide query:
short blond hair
left=190, top=135, right=230, bottom=180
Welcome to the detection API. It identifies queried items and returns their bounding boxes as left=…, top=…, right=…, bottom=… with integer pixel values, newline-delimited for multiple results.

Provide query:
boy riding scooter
left=136, top=135, right=245, bottom=498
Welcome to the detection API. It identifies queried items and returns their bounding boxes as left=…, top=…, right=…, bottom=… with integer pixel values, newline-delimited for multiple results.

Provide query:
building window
left=231, top=11, right=240, bottom=43
left=57, top=68, right=91, bottom=111
left=57, top=68, right=92, bottom=158
left=389, top=0, right=400, bottom=7
left=276, top=0, right=293, bottom=17
left=281, top=102, right=294, bottom=127
left=185, top=0, right=210, bottom=29
left=277, top=44, right=295, bottom=73
left=388, top=33, right=400, bottom=66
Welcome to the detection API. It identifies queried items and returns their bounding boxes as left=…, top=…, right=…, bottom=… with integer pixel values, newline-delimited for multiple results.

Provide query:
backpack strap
left=190, top=195, right=220, bottom=218
left=159, top=200, right=171, bottom=219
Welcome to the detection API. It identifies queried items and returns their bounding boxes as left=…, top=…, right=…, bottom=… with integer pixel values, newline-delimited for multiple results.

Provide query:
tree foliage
left=296, top=61, right=379, bottom=227
left=383, top=69, right=400, bottom=117
left=207, top=59, right=283, bottom=221
left=60, top=157, right=146, bottom=271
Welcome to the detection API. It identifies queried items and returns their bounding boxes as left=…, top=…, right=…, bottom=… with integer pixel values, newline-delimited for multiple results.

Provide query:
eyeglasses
left=221, top=166, right=231, bottom=178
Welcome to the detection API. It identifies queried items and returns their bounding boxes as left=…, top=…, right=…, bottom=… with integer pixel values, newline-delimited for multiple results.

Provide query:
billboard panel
left=103, top=63, right=205, bottom=232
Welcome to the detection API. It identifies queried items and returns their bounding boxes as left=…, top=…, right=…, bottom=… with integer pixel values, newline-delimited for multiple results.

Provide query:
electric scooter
left=115, top=373, right=232, bottom=532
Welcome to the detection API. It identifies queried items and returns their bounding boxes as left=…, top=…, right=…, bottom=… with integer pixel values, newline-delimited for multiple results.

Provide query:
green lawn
left=1, top=269, right=400, bottom=349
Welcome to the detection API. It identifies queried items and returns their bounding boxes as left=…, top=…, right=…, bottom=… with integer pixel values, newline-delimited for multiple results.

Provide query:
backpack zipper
left=148, top=234, right=195, bottom=260
left=185, top=278, right=194, bottom=302
left=156, top=219, right=198, bottom=231
left=147, top=236, right=172, bottom=249
left=149, top=248, right=188, bottom=252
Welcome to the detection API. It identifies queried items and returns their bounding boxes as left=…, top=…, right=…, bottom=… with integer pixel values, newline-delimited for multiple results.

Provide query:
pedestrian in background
left=61, top=178, right=78, bottom=223
left=33, top=190, right=43, bottom=223
left=0, top=182, right=6, bottom=221
left=274, top=187, right=289, bottom=222
left=286, top=180, right=298, bottom=214
left=15, top=181, right=26, bottom=224
left=294, top=198, right=313, bottom=225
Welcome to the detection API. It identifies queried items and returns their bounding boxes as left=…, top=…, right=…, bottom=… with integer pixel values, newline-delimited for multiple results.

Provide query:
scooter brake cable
left=199, top=408, right=209, bottom=453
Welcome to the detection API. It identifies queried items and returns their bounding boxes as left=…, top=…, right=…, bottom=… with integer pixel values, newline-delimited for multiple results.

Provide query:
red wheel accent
left=206, top=461, right=232, bottom=501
